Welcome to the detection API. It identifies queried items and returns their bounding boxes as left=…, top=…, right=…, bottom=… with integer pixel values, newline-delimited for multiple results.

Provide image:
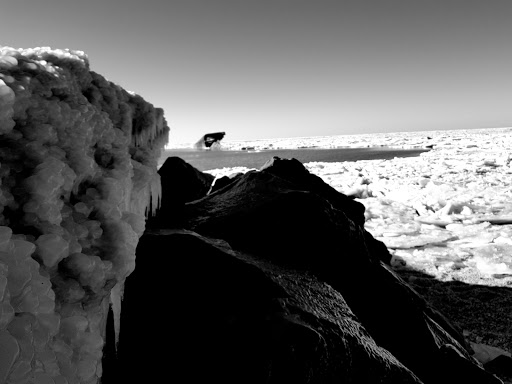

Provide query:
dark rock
left=259, top=157, right=366, bottom=226
left=485, top=355, right=512, bottom=381
left=182, top=160, right=500, bottom=384
left=186, top=170, right=374, bottom=269
left=116, top=230, right=423, bottom=383
left=156, top=156, right=214, bottom=225
left=260, top=157, right=389, bottom=264
left=117, top=156, right=501, bottom=383
left=438, top=344, right=504, bottom=383
left=207, top=172, right=244, bottom=194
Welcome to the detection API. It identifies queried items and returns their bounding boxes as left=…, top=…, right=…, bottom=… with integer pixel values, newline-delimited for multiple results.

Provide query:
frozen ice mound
left=300, top=132, right=512, bottom=282
left=0, top=46, right=169, bottom=383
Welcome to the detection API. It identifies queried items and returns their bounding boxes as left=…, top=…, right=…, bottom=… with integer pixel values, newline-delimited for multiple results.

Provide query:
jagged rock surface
left=207, top=171, right=244, bottom=194
left=485, top=355, right=512, bottom=382
left=126, top=157, right=501, bottom=383
left=116, top=229, right=423, bottom=383
left=260, top=157, right=366, bottom=226
left=156, top=156, right=214, bottom=225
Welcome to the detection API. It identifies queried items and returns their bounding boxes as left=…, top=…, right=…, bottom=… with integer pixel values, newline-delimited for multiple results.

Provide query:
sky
left=2, top=0, right=512, bottom=145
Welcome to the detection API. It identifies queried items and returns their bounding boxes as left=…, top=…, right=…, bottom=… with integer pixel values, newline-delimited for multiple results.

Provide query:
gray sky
left=2, top=0, right=512, bottom=144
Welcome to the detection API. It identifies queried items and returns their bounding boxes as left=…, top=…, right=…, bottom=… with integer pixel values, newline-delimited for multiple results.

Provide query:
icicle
left=150, top=174, right=162, bottom=216
left=110, top=282, right=124, bottom=350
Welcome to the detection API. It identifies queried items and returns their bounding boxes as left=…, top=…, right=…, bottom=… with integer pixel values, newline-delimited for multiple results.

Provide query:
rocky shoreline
left=111, top=137, right=512, bottom=383
left=201, top=127, right=512, bottom=382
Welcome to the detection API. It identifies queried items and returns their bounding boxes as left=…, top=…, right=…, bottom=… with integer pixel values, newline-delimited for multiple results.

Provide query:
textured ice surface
left=0, top=46, right=168, bottom=383
left=306, top=129, right=512, bottom=282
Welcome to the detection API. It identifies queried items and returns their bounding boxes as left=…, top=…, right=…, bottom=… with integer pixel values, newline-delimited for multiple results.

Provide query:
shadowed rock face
left=114, top=157, right=502, bottom=384
left=207, top=172, right=244, bottom=194
left=260, top=157, right=366, bottom=226
left=116, top=230, right=423, bottom=383
left=156, top=156, right=214, bottom=225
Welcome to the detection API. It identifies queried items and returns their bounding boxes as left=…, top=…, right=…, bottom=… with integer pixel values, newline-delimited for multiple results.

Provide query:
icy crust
left=303, top=130, right=512, bottom=282
left=0, top=47, right=169, bottom=384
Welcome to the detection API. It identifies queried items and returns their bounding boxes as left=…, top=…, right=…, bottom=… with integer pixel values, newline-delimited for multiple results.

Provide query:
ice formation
left=301, top=129, right=512, bottom=281
left=0, top=47, right=168, bottom=383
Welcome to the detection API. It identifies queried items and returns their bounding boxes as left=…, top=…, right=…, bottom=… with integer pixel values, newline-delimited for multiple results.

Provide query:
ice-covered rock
left=0, top=46, right=168, bottom=383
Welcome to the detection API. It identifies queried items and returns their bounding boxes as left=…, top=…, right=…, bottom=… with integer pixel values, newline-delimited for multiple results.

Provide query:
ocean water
left=160, top=147, right=429, bottom=171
